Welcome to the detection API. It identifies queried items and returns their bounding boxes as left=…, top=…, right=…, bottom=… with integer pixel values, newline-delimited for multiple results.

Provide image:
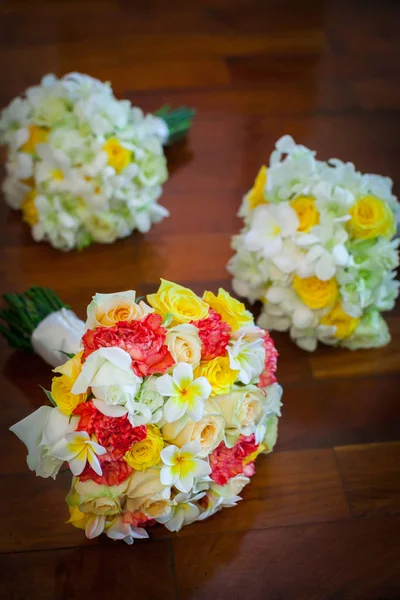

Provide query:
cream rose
left=125, top=468, right=172, bottom=519
left=165, top=324, right=202, bottom=368
left=211, top=473, right=250, bottom=498
left=86, top=290, right=153, bottom=329
left=161, top=399, right=224, bottom=457
left=73, top=479, right=129, bottom=516
left=213, top=386, right=265, bottom=447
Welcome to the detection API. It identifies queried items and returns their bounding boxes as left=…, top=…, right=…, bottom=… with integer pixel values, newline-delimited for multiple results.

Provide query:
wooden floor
left=0, top=1, right=400, bottom=599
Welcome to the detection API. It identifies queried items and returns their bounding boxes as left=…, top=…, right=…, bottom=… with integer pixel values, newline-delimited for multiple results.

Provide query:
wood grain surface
left=0, top=1, right=399, bottom=599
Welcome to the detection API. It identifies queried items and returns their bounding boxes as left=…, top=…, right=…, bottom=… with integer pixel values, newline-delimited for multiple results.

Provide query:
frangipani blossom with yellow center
left=160, top=441, right=211, bottom=493
left=156, top=362, right=212, bottom=422
left=52, top=431, right=106, bottom=476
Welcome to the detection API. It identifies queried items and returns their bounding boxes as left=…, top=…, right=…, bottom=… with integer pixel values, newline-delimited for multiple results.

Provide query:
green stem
left=154, top=105, right=196, bottom=145
left=0, top=286, right=69, bottom=351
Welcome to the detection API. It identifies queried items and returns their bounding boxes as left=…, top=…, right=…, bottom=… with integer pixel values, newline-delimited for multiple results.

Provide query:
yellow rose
left=21, top=189, right=38, bottom=226
left=320, top=303, right=359, bottom=338
left=103, top=138, right=132, bottom=173
left=293, top=275, right=338, bottom=310
left=51, top=351, right=86, bottom=415
left=147, top=279, right=209, bottom=325
left=348, top=195, right=396, bottom=240
left=86, top=291, right=153, bottom=329
left=165, top=323, right=202, bottom=368
left=161, top=399, right=225, bottom=457
left=290, top=195, right=319, bottom=232
left=203, top=288, right=253, bottom=331
left=124, top=425, right=164, bottom=471
left=20, top=124, right=49, bottom=153
left=195, top=357, right=238, bottom=396
left=247, top=166, right=267, bottom=210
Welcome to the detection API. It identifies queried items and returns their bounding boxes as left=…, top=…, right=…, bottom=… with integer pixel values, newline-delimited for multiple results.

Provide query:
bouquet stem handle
left=155, top=105, right=196, bottom=145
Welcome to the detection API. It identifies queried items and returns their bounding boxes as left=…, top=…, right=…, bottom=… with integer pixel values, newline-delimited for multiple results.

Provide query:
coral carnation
left=192, top=309, right=231, bottom=360
left=82, top=313, right=174, bottom=376
left=74, top=401, right=146, bottom=456
left=210, top=434, right=259, bottom=485
left=258, top=331, right=278, bottom=388
left=79, top=450, right=133, bottom=486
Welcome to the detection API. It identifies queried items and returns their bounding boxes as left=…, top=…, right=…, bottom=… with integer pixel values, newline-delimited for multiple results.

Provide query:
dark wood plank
left=278, top=376, right=400, bottom=450
left=0, top=540, right=176, bottom=600
left=0, top=0, right=399, bottom=597
left=335, top=442, right=400, bottom=518
left=173, top=517, right=400, bottom=600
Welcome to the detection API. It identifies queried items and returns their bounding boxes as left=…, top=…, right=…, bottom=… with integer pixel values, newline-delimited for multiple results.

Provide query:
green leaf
left=162, top=312, right=174, bottom=327
left=58, top=350, right=75, bottom=359
left=39, top=385, right=57, bottom=407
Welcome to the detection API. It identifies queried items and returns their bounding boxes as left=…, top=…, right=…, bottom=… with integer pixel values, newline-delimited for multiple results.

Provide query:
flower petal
left=175, top=473, right=194, bottom=494
left=164, top=396, right=187, bottom=423
left=160, top=445, right=179, bottom=466
left=186, top=395, right=205, bottom=423
left=180, top=440, right=202, bottom=458
left=173, top=362, right=194, bottom=388
left=192, top=458, right=212, bottom=479
left=160, top=465, right=179, bottom=486
left=156, top=374, right=176, bottom=397
left=189, top=377, right=212, bottom=400
left=87, top=450, right=103, bottom=476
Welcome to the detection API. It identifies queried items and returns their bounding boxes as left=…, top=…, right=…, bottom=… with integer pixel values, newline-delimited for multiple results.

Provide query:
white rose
left=165, top=324, right=202, bottom=368
left=10, top=406, right=78, bottom=478
left=71, top=347, right=142, bottom=395
left=213, top=386, right=265, bottom=447
left=161, top=399, right=224, bottom=457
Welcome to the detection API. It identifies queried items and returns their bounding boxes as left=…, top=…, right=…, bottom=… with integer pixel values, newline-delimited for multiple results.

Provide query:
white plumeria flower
left=243, top=204, right=299, bottom=258
left=228, top=326, right=265, bottom=384
left=155, top=491, right=205, bottom=532
left=156, top=362, right=212, bottom=423
left=52, top=431, right=107, bottom=476
left=160, top=441, right=211, bottom=493
left=106, top=518, right=149, bottom=545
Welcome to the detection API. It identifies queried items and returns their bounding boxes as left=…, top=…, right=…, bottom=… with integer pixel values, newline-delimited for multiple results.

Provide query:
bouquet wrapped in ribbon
left=4, top=281, right=281, bottom=544
left=0, top=73, right=195, bottom=250
left=229, top=136, right=399, bottom=351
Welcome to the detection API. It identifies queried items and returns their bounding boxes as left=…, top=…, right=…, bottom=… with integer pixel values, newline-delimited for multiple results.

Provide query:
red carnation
left=82, top=313, right=174, bottom=377
left=74, top=401, right=146, bottom=457
left=79, top=450, right=133, bottom=486
left=192, top=309, right=231, bottom=360
left=257, top=331, right=278, bottom=389
left=209, top=434, right=259, bottom=485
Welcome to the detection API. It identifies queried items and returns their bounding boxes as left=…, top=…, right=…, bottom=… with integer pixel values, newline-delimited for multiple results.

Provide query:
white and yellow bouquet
left=5, top=281, right=281, bottom=543
left=229, top=136, right=399, bottom=351
left=0, top=73, right=195, bottom=250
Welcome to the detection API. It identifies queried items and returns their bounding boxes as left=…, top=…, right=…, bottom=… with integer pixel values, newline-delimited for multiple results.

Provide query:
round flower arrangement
left=228, top=135, right=399, bottom=351
left=0, top=73, right=194, bottom=250
left=8, top=280, right=281, bottom=544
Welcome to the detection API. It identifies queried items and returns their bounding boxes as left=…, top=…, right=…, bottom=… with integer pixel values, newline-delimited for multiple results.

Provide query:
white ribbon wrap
left=31, top=308, right=85, bottom=367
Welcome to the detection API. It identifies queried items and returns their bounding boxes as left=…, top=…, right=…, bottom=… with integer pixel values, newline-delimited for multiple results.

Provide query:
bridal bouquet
left=5, top=281, right=281, bottom=544
left=0, top=73, right=195, bottom=250
left=229, top=136, right=399, bottom=351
